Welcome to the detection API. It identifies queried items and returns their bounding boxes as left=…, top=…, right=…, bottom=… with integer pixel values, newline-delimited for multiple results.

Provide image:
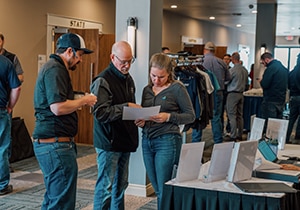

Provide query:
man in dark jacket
left=259, top=52, right=288, bottom=132
left=91, top=41, right=141, bottom=209
left=286, top=52, right=300, bottom=143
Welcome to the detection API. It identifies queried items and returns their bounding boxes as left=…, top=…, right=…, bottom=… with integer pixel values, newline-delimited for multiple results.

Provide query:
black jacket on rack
left=174, top=65, right=212, bottom=131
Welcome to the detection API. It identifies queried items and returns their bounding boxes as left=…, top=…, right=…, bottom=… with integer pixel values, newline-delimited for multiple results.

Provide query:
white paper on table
left=266, top=118, right=288, bottom=150
left=249, top=117, right=265, bottom=141
left=122, top=105, right=161, bottom=120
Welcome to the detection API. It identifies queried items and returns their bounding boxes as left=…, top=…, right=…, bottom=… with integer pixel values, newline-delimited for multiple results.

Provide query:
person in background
left=248, top=63, right=254, bottom=89
left=0, top=55, right=21, bottom=196
left=161, top=46, right=170, bottom=54
left=0, top=33, right=24, bottom=173
left=0, top=33, right=24, bottom=83
left=225, top=52, right=248, bottom=141
left=135, top=53, right=195, bottom=210
left=196, top=41, right=231, bottom=144
left=223, top=54, right=231, bottom=69
left=33, top=33, right=97, bottom=209
left=222, top=53, right=232, bottom=136
left=258, top=52, right=288, bottom=133
left=286, top=52, right=300, bottom=143
left=91, top=41, right=140, bottom=210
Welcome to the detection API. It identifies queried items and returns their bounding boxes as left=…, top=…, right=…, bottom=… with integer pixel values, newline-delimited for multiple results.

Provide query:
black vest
left=95, top=65, right=138, bottom=152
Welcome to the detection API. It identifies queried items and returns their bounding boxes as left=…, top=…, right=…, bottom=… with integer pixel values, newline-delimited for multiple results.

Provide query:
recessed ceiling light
left=236, top=24, right=242, bottom=27
left=171, top=5, right=177, bottom=9
left=209, top=16, right=215, bottom=20
left=252, top=10, right=257, bottom=14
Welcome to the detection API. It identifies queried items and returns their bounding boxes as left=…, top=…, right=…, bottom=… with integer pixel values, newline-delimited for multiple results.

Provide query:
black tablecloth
left=162, top=184, right=299, bottom=210
left=243, top=95, right=263, bottom=131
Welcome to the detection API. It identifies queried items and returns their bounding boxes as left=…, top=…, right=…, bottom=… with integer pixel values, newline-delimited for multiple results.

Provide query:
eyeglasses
left=114, top=54, right=135, bottom=65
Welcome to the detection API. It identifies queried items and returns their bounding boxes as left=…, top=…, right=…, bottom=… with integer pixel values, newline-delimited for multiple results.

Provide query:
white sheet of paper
left=266, top=118, right=288, bottom=150
left=122, top=105, right=161, bottom=120
left=249, top=117, right=265, bottom=141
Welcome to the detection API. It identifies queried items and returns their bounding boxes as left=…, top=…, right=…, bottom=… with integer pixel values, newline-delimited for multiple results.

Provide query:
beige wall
left=1, top=0, right=257, bottom=136
left=162, top=10, right=256, bottom=70
left=0, top=0, right=115, bottom=134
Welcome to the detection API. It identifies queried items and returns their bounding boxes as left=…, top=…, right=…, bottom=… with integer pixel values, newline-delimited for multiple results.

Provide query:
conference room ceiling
left=163, top=0, right=300, bottom=37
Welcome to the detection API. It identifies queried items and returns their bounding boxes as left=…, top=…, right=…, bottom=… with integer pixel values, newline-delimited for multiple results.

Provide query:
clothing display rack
left=166, top=53, right=214, bottom=141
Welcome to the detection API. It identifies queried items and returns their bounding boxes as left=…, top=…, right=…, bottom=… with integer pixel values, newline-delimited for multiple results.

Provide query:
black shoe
left=237, top=136, right=243, bottom=141
left=0, top=185, right=13, bottom=196
left=230, top=138, right=237, bottom=142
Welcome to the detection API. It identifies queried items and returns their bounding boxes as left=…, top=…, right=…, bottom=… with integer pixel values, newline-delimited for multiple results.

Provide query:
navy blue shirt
left=288, top=53, right=300, bottom=96
left=0, top=55, right=21, bottom=107
left=260, top=59, right=288, bottom=103
left=33, top=54, right=78, bottom=139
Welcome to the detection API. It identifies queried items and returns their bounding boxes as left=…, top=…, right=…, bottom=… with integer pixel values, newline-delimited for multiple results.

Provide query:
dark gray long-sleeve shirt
left=141, top=80, right=195, bottom=139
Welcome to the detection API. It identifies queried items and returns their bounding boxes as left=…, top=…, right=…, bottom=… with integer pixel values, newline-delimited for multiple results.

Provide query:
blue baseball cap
left=56, top=33, right=93, bottom=54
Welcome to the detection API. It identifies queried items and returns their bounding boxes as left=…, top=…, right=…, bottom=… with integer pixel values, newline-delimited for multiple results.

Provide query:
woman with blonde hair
left=135, top=53, right=195, bottom=209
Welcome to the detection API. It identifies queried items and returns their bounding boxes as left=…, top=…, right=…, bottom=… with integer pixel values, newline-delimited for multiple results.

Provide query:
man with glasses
left=91, top=41, right=140, bottom=209
left=258, top=52, right=288, bottom=133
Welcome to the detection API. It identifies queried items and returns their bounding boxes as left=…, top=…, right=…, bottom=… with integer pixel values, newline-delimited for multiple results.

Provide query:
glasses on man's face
left=114, top=54, right=135, bottom=65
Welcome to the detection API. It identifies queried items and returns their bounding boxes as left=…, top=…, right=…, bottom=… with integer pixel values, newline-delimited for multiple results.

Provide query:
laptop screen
left=257, top=139, right=277, bottom=162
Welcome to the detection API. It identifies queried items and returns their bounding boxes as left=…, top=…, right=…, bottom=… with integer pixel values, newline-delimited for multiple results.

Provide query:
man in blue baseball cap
left=32, top=33, right=97, bottom=209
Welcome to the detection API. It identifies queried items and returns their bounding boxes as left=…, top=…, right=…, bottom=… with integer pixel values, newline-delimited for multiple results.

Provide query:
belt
left=228, top=91, right=243, bottom=94
left=35, top=137, right=74, bottom=143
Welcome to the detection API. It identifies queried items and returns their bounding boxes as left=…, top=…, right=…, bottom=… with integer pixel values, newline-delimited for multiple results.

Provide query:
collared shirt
left=203, top=52, right=231, bottom=90
left=33, top=54, right=78, bottom=139
left=227, top=63, right=248, bottom=93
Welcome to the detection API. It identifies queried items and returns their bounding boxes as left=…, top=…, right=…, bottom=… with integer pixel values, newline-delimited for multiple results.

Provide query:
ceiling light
left=252, top=10, right=257, bottom=14
left=236, top=24, right=242, bottom=28
left=170, top=5, right=177, bottom=9
left=209, top=16, right=215, bottom=20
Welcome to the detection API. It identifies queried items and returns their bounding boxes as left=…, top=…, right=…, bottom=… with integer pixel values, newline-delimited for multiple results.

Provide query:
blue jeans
left=192, top=91, right=223, bottom=143
left=142, top=133, right=182, bottom=210
left=286, top=96, right=300, bottom=142
left=94, top=148, right=130, bottom=210
left=211, top=91, right=224, bottom=143
left=192, top=129, right=202, bottom=142
left=33, top=141, right=78, bottom=210
left=0, top=110, right=11, bottom=190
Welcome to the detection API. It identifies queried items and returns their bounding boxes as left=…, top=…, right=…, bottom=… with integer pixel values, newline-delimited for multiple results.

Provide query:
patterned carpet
left=1, top=145, right=96, bottom=210
left=1, top=127, right=216, bottom=210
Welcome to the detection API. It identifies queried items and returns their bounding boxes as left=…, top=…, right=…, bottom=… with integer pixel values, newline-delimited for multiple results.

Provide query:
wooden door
left=184, top=44, right=204, bottom=55
left=68, top=29, right=99, bottom=145
left=215, top=46, right=227, bottom=59
left=97, top=34, right=115, bottom=75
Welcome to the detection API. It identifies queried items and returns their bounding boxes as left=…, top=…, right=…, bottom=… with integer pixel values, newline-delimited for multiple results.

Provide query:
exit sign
left=285, top=36, right=294, bottom=41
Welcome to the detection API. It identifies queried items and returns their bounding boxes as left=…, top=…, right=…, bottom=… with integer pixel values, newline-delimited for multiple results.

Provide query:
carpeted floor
left=2, top=126, right=298, bottom=209
left=1, top=126, right=217, bottom=210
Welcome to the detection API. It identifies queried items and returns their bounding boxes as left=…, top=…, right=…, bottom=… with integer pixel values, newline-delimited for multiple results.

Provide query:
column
left=116, top=0, right=163, bottom=197
left=253, top=3, right=277, bottom=88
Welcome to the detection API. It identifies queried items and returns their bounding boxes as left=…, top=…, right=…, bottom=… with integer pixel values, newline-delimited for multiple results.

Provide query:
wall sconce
left=260, top=43, right=267, bottom=55
left=127, top=17, right=138, bottom=58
